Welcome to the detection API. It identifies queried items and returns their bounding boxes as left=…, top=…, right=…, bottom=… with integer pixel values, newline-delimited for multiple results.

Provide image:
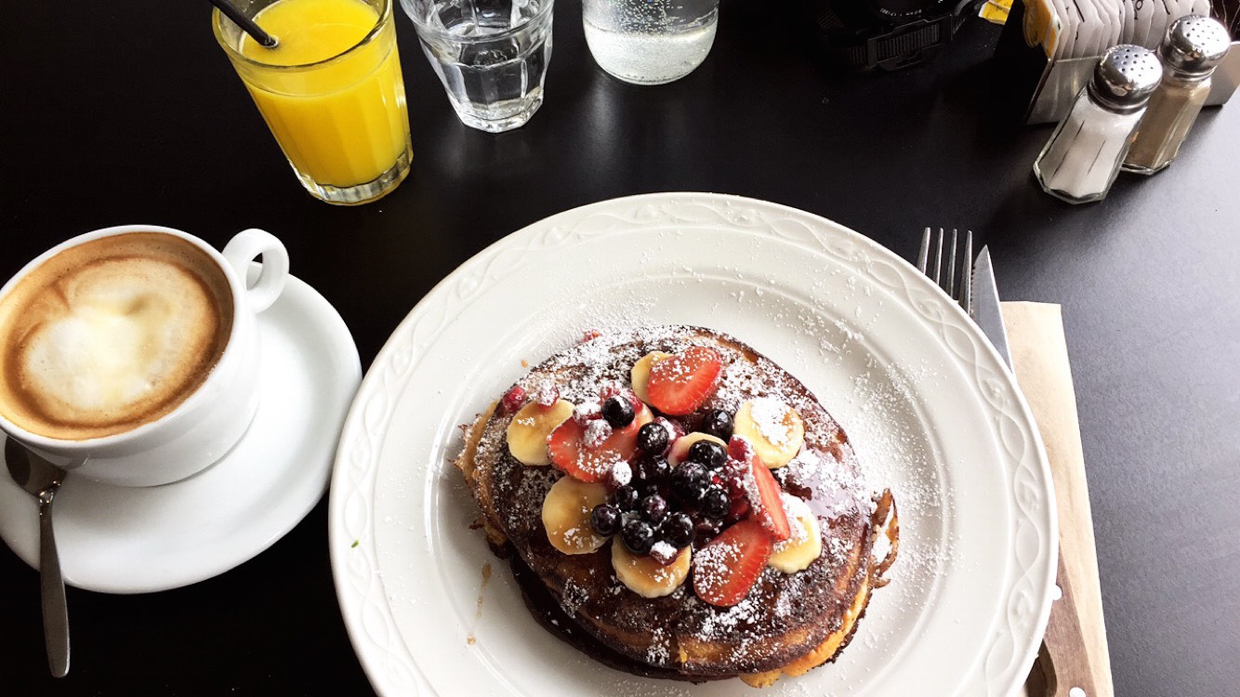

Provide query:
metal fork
left=917, top=227, right=973, bottom=314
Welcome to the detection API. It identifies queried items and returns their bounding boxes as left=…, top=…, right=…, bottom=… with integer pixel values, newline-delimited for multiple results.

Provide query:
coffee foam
left=0, top=233, right=234, bottom=440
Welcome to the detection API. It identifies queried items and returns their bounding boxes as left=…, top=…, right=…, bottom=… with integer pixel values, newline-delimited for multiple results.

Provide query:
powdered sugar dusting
left=750, top=397, right=796, bottom=447
left=773, top=493, right=811, bottom=552
left=530, top=379, right=560, bottom=406
left=785, top=302, right=956, bottom=676
left=693, top=535, right=742, bottom=584
left=650, top=540, right=676, bottom=560
left=462, top=323, right=903, bottom=682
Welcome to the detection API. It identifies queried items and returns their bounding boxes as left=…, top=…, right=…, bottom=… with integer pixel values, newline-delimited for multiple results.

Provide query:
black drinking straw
left=210, top=0, right=279, bottom=48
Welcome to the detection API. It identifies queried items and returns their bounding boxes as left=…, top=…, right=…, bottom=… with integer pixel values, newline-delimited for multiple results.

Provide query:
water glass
left=583, top=0, right=718, bottom=85
left=402, top=0, right=554, bottom=132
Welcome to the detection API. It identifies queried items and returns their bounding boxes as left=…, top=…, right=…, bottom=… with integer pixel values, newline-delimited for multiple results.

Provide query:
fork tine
left=945, top=228, right=958, bottom=296
left=932, top=228, right=944, bottom=284
left=919, top=226, right=975, bottom=314
left=961, top=230, right=974, bottom=313
left=917, top=228, right=930, bottom=273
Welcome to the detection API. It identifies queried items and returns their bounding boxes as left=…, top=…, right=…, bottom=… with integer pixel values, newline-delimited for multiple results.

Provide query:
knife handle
left=1040, top=551, right=1097, bottom=697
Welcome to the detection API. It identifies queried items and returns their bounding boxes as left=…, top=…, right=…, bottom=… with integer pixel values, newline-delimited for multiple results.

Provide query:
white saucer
left=0, top=273, right=361, bottom=594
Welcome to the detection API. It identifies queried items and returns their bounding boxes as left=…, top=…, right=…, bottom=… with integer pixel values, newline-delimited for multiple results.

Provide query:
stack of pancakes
left=455, top=325, right=896, bottom=686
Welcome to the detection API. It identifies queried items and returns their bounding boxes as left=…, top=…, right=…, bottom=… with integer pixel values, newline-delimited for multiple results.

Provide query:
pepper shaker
left=1033, top=45, right=1162, bottom=204
left=1124, top=16, right=1231, bottom=175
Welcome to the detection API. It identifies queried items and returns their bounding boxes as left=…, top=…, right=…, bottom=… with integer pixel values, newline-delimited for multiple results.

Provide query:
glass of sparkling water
left=583, top=0, right=718, bottom=85
left=402, top=0, right=554, bottom=132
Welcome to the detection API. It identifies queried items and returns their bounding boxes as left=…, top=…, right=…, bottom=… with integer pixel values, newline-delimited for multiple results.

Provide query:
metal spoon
left=5, top=438, right=70, bottom=677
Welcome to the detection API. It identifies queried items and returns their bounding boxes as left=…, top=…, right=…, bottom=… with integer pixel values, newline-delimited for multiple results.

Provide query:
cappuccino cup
left=0, top=225, right=289, bottom=487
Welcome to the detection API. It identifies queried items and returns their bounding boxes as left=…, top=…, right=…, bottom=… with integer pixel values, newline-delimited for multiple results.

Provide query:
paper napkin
left=1001, top=302, right=1115, bottom=697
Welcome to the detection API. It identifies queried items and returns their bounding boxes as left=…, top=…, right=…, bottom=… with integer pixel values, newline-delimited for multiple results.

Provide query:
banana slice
left=507, top=398, right=575, bottom=465
left=768, top=494, right=821, bottom=574
left=541, top=477, right=610, bottom=555
left=667, top=431, right=727, bottom=467
left=612, top=542, right=690, bottom=598
left=629, top=351, right=670, bottom=404
left=732, top=398, right=804, bottom=469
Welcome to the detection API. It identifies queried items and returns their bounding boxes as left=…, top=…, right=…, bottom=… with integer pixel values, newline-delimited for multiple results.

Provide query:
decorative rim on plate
left=328, top=193, right=1056, bottom=696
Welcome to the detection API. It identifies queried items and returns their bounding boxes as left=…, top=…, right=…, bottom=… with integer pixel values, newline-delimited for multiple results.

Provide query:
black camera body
left=804, top=0, right=984, bottom=71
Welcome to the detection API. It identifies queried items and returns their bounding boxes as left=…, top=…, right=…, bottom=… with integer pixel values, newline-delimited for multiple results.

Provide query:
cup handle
left=222, top=229, right=289, bottom=313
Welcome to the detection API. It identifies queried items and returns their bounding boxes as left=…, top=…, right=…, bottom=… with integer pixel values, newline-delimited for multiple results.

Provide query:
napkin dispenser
left=994, top=0, right=1240, bottom=124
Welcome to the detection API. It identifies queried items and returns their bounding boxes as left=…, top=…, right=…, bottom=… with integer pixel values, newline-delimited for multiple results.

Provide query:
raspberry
left=598, top=382, right=623, bottom=400
left=608, top=461, right=633, bottom=489
left=649, top=541, right=679, bottom=566
left=500, top=385, right=527, bottom=413
left=727, top=435, right=754, bottom=463
left=584, top=420, right=613, bottom=449
left=573, top=400, right=603, bottom=425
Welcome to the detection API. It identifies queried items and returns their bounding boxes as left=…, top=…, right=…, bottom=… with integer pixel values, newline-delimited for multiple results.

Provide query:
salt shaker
left=1033, top=45, right=1161, bottom=204
left=1123, top=16, right=1231, bottom=175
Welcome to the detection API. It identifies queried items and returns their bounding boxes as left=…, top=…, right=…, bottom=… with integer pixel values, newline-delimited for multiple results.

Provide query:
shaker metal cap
left=1161, top=15, right=1231, bottom=76
left=1089, top=44, right=1161, bottom=113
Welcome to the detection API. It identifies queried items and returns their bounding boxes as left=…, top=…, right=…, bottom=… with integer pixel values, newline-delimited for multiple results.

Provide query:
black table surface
left=2, top=1, right=1238, bottom=695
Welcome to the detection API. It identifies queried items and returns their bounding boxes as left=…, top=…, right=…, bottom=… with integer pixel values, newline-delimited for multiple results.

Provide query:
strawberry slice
left=692, top=519, right=773, bottom=607
left=750, top=457, right=792, bottom=542
left=548, top=419, right=591, bottom=477
left=646, top=346, right=723, bottom=416
left=548, top=409, right=652, bottom=483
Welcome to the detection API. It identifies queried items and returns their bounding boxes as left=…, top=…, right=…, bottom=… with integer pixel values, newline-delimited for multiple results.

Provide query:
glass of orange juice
left=214, top=0, right=412, bottom=205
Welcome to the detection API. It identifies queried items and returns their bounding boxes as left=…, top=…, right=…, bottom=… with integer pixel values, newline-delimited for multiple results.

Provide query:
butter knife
left=971, top=248, right=1097, bottom=697
left=970, top=247, right=1012, bottom=367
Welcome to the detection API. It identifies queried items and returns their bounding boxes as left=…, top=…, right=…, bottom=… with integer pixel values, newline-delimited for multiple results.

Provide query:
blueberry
left=634, top=455, right=672, bottom=482
left=660, top=513, right=694, bottom=548
left=602, top=396, right=634, bottom=429
left=640, top=494, right=669, bottom=524
left=613, top=484, right=639, bottom=511
left=671, top=462, right=710, bottom=504
left=590, top=503, right=621, bottom=536
left=702, top=409, right=733, bottom=441
left=637, top=422, right=669, bottom=454
left=694, top=517, right=723, bottom=543
left=622, top=519, right=656, bottom=555
left=688, top=440, right=727, bottom=469
left=637, top=479, right=665, bottom=499
left=671, top=461, right=705, bottom=487
left=701, top=485, right=730, bottom=519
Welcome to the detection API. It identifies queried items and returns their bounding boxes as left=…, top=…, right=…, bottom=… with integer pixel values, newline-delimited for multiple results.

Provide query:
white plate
left=329, top=193, right=1056, bottom=696
left=0, top=273, right=361, bottom=594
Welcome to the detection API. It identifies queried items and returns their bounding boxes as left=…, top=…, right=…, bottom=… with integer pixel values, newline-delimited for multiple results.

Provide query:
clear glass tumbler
left=402, top=0, right=554, bottom=133
left=214, top=0, right=413, bottom=205
left=583, top=0, right=718, bottom=85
